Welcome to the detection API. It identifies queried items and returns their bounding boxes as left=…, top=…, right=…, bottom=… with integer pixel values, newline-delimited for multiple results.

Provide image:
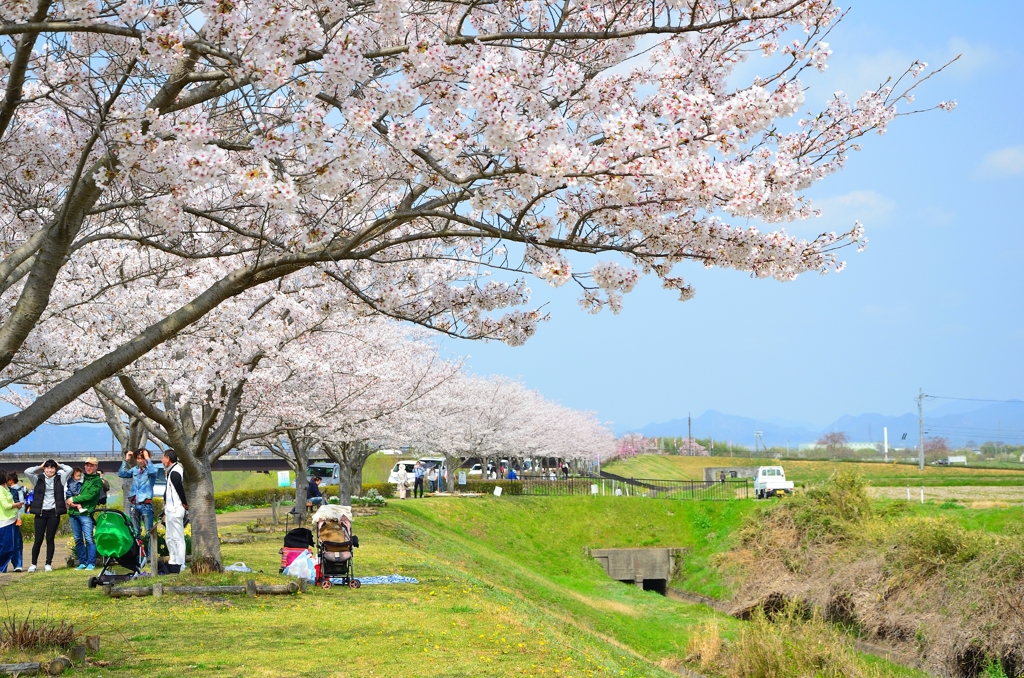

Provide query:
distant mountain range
left=634, top=400, right=1024, bottom=449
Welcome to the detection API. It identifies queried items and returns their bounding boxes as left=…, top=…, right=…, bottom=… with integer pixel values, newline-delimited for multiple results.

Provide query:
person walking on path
left=413, top=462, right=425, bottom=498
left=6, top=472, right=27, bottom=571
left=66, top=458, right=103, bottom=570
left=427, top=465, right=438, bottom=493
left=24, top=459, right=73, bottom=572
left=307, top=475, right=324, bottom=507
left=0, top=471, right=25, bottom=572
left=118, top=449, right=159, bottom=537
left=161, top=451, right=188, bottom=573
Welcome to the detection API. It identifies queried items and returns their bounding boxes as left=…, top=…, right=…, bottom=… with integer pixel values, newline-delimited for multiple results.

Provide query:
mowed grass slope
left=604, top=454, right=1024, bottom=487
left=0, top=494, right=924, bottom=678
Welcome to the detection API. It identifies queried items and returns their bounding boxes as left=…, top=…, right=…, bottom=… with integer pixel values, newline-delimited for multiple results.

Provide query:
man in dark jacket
left=307, top=476, right=324, bottom=507
left=66, top=457, right=103, bottom=570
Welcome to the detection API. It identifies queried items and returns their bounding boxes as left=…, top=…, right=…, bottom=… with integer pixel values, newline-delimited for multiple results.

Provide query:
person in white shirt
left=161, top=451, right=188, bottom=573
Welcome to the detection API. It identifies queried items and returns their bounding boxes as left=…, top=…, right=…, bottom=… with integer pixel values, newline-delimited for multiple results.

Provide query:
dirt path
left=869, top=485, right=1024, bottom=505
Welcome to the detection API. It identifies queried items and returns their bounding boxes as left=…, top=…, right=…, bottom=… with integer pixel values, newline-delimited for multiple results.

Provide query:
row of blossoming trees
left=1, top=0, right=948, bottom=568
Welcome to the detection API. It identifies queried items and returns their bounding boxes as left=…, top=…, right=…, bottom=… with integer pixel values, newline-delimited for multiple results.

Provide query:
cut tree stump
left=69, top=645, right=86, bottom=663
left=44, top=656, right=70, bottom=675
left=85, top=636, right=101, bottom=654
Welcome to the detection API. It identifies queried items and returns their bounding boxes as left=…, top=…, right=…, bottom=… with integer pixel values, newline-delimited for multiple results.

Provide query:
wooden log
left=108, top=586, right=153, bottom=598
left=153, top=582, right=163, bottom=599
left=0, top=663, right=41, bottom=675
left=245, top=579, right=257, bottom=598
left=164, top=586, right=246, bottom=595
left=102, top=583, right=112, bottom=597
left=255, top=582, right=299, bottom=595
left=44, top=656, right=70, bottom=675
left=219, top=536, right=253, bottom=544
left=298, top=578, right=307, bottom=594
left=69, top=645, right=86, bottom=664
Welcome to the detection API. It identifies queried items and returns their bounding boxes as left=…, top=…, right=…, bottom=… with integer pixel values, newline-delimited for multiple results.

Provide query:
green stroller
left=87, top=508, right=148, bottom=589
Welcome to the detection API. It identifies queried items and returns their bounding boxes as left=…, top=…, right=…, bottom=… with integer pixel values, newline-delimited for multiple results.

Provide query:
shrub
left=886, top=517, right=985, bottom=577
left=214, top=487, right=292, bottom=510
left=458, top=480, right=524, bottom=495
left=321, top=483, right=394, bottom=500
left=790, top=470, right=872, bottom=543
left=0, top=609, right=78, bottom=652
left=731, top=606, right=874, bottom=678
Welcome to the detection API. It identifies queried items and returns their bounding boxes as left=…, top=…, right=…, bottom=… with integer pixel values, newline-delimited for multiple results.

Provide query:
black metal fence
left=505, top=475, right=748, bottom=500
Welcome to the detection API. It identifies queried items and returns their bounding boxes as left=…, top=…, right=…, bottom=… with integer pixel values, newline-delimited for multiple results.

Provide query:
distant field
left=212, top=470, right=288, bottom=492
left=603, top=454, right=1024, bottom=487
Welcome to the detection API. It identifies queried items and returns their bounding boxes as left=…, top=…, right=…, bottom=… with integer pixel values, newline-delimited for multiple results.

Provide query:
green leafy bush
left=790, top=470, right=872, bottom=543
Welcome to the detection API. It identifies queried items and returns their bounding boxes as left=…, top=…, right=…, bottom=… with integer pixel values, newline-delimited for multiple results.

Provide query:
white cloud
left=981, top=146, right=1024, bottom=177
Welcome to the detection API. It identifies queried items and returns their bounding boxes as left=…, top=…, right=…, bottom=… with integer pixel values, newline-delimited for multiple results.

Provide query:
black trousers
left=414, top=477, right=424, bottom=498
left=31, top=510, right=60, bottom=566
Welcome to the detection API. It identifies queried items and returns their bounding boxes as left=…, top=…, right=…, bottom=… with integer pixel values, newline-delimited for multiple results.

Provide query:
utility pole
left=918, top=388, right=925, bottom=471
left=687, top=413, right=692, bottom=456
left=883, top=427, right=889, bottom=463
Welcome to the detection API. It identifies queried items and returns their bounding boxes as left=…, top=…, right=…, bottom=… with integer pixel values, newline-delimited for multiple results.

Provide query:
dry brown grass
left=684, top=619, right=722, bottom=670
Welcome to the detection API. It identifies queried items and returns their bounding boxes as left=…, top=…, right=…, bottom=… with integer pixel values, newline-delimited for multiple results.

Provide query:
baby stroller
left=87, top=508, right=147, bottom=589
left=315, top=513, right=359, bottom=589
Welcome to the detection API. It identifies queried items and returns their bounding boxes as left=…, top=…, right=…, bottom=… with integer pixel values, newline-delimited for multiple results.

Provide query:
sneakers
left=85, top=565, right=96, bottom=571
left=27, top=565, right=36, bottom=573
left=13, top=567, right=22, bottom=572
left=76, top=564, right=87, bottom=570
left=44, top=564, right=52, bottom=572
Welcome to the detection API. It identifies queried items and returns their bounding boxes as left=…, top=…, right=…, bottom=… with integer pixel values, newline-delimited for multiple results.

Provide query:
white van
left=388, top=458, right=447, bottom=484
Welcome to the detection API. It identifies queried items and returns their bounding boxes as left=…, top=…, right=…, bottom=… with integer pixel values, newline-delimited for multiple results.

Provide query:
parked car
left=753, top=466, right=794, bottom=499
left=307, top=462, right=341, bottom=486
left=388, top=460, right=418, bottom=484
left=152, top=467, right=167, bottom=499
left=467, top=464, right=483, bottom=476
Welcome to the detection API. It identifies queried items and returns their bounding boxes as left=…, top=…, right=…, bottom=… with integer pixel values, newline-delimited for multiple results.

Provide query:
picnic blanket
left=331, top=574, right=419, bottom=585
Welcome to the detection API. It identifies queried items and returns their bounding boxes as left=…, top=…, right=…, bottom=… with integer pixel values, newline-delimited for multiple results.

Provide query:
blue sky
left=455, top=0, right=1024, bottom=432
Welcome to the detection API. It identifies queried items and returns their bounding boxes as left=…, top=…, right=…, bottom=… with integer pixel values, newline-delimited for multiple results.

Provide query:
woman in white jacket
left=396, top=465, right=409, bottom=500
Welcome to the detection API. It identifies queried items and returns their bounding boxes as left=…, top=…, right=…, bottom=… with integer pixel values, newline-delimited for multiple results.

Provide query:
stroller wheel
left=321, top=580, right=332, bottom=589
left=87, top=577, right=97, bottom=589
left=350, top=579, right=361, bottom=589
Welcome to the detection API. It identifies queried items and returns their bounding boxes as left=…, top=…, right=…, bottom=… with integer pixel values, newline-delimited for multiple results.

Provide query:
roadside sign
left=277, top=471, right=291, bottom=488
left=458, top=471, right=467, bottom=485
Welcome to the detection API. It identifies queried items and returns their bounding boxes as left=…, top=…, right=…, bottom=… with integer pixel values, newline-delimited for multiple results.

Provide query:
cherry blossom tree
left=616, top=433, right=653, bottom=460
left=0, top=0, right=955, bottom=453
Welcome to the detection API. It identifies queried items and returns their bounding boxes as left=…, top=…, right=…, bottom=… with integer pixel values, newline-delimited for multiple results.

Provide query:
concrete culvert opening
left=591, top=547, right=682, bottom=597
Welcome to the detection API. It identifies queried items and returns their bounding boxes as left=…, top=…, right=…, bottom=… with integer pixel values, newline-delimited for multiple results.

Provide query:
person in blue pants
left=118, top=450, right=159, bottom=537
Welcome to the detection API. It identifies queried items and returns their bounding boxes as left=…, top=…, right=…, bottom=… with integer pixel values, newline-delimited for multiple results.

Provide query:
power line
left=924, top=395, right=1024, bottom=404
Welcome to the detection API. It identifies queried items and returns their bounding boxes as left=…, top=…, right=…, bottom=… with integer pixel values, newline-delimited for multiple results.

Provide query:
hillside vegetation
left=604, top=454, right=1024, bottom=487
left=0, top=494, right=925, bottom=678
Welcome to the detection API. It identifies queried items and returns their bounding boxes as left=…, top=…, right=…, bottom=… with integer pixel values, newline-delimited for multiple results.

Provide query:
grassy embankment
left=0, top=494, right=924, bottom=678
left=604, top=454, right=1024, bottom=487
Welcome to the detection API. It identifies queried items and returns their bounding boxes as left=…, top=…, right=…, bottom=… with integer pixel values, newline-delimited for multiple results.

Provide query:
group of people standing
left=0, top=447, right=189, bottom=574
left=396, top=461, right=442, bottom=499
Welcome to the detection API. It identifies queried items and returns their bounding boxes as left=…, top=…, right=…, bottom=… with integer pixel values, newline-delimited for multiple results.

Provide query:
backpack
left=283, top=527, right=314, bottom=549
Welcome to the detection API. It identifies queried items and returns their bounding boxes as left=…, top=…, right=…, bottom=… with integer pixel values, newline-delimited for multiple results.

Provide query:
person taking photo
left=118, top=450, right=158, bottom=537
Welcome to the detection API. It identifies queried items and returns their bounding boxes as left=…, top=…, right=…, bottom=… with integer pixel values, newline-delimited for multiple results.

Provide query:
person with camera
left=118, top=449, right=159, bottom=537
left=161, top=450, right=188, bottom=573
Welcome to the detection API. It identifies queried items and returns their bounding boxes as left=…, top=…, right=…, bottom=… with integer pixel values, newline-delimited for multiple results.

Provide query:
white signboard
left=458, top=471, right=467, bottom=486
left=277, top=471, right=291, bottom=488
left=947, top=455, right=967, bottom=465
left=493, top=486, right=503, bottom=497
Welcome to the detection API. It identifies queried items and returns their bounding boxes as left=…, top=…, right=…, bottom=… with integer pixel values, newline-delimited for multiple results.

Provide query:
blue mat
left=330, top=574, right=419, bottom=585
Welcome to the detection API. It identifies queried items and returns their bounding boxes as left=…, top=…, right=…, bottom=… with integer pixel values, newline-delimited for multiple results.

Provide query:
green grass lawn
left=0, top=493, right=927, bottom=678
left=212, top=470, right=288, bottom=493
left=604, top=454, right=1024, bottom=487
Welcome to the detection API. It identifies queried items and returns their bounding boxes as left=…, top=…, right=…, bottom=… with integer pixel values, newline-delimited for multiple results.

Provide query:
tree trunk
left=353, top=464, right=363, bottom=497
left=183, top=457, right=222, bottom=573
left=294, top=473, right=309, bottom=522
left=338, top=464, right=354, bottom=505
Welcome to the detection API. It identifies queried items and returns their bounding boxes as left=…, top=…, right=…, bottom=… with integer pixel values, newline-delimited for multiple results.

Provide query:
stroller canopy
left=93, top=510, right=135, bottom=558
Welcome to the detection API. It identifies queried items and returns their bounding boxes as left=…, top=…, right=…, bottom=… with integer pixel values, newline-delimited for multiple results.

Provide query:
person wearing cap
left=66, top=457, right=103, bottom=570
left=24, top=459, right=74, bottom=572
left=118, top=449, right=158, bottom=537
